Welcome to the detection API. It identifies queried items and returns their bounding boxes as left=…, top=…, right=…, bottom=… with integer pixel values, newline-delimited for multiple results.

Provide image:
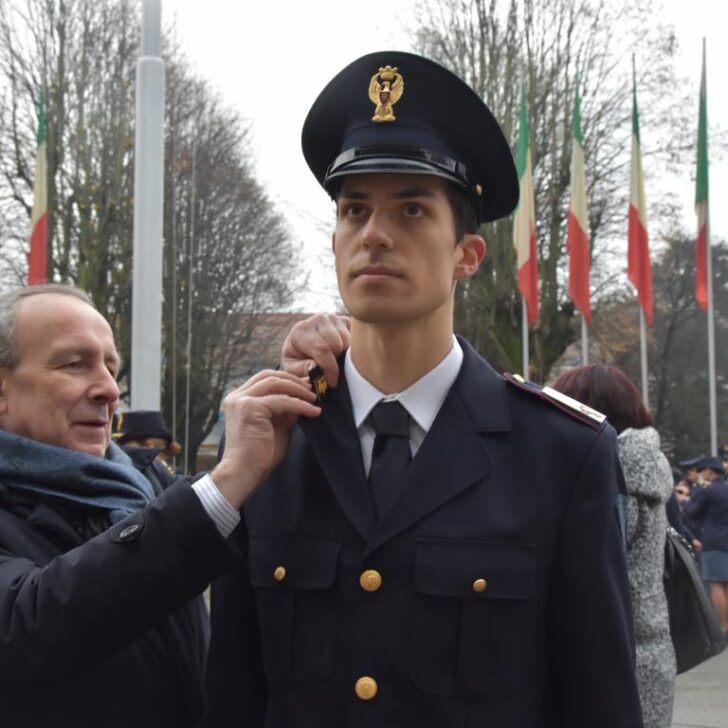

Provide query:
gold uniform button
left=472, top=578, right=488, bottom=593
left=354, top=676, right=378, bottom=700
left=273, top=566, right=286, bottom=582
left=359, top=570, right=383, bottom=592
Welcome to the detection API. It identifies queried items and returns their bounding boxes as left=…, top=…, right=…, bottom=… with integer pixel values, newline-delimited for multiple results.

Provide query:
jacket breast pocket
left=249, top=534, right=341, bottom=685
left=410, top=538, right=537, bottom=699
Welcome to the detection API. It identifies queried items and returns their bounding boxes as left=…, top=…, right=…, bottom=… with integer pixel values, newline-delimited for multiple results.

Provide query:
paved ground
left=672, top=646, right=728, bottom=728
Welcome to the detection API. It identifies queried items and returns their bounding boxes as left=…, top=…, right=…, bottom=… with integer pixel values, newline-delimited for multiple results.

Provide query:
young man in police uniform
left=204, top=51, right=643, bottom=727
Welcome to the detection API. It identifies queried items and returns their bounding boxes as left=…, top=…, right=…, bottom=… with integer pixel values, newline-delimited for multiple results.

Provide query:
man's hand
left=692, top=539, right=703, bottom=552
left=211, top=371, right=320, bottom=509
left=281, top=313, right=351, bottom=387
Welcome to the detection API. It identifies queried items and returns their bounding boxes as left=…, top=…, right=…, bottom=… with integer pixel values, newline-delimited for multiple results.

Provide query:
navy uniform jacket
left=683, top=478, right=728, bottom=551
left=205, top=340, right=643, bottom=727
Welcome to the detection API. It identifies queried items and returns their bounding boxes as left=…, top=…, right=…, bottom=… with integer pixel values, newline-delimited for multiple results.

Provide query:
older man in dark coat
left=0, top=284, right=340, bottom=727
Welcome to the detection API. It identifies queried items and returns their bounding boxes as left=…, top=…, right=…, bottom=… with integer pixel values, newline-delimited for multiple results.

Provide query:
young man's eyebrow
left=338, top=187, right=438, bottom=200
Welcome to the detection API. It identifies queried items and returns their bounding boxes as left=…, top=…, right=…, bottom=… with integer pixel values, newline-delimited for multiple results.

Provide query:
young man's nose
left=360, top=210, right=394, bottom=250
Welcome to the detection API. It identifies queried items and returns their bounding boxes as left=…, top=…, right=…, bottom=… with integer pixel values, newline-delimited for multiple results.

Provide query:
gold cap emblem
left=368, top=65, right=405, bottom=122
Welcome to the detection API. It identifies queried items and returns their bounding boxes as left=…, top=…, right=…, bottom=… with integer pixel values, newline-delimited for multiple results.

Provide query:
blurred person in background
left=667, top=474, right=701, bottom=550
left=553, top=365, right=675, bottom=728
left=679, top=456, right=704, bottom=488
left=113, top=409, right=183, bottom=473
left=683, top=456, right=728, bottom=634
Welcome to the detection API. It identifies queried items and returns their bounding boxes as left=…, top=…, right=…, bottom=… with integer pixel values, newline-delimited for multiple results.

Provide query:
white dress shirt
left=345, top=336, right=464, bottom=475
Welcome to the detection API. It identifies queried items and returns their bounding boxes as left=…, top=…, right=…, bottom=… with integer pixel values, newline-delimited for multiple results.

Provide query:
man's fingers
left=259, top=393, right=321, bottom=420
left=281, top=314, right=351, bottom=387
left=234, top=374, right=316, bottom=402
left=310, top=314, right=351, bottom=387
left=227, top=370, right=313, bottom=399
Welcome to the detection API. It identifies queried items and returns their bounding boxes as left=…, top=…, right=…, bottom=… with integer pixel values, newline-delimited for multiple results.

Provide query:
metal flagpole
left=184, top=140, right=197, bottom=474
left=130, top=0, right=165, bottom=409
left=521, top=296, right=529, bottom=378
left=581, top=315, right=588, bottom=365
left=639, top=308, right=649, bottom=409
left=702, top=39, right=717, bottom=454
left=706, top=200, right=717, bottom=454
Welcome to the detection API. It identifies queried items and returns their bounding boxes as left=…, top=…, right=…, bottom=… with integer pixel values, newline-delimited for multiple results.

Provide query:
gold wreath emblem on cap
left=368, top=65, right=404, bottom=123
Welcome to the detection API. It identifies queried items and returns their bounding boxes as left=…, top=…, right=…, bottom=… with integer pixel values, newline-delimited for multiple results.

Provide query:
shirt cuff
left=191, top=473, right=241, bottom=538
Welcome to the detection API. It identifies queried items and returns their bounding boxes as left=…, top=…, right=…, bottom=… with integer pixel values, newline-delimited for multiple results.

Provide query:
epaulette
left=503, top=373, right=607, bottom=431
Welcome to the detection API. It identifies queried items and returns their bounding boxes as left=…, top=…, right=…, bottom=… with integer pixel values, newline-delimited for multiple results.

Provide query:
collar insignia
left=368, top=65, right=405, bottom=123
left=308, top=366, right=329, bottom=404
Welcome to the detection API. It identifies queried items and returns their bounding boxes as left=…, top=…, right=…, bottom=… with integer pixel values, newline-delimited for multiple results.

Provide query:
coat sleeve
left=0, top=481, right=235, bottom=681
left=547, top=425, right=644, bottom=728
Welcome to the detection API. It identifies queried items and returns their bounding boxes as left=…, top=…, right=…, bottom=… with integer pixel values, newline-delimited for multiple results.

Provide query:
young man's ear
left=453, top=234, right=486, bottom=281
left=331, top=231, right=337, bottom=254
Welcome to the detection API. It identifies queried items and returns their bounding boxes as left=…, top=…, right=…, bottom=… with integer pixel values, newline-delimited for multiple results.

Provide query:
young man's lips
left=355, top=267, right=401, bottom=278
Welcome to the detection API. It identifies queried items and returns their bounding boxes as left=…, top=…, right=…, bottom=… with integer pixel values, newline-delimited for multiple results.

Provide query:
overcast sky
left=166, top=0, right=727, bottom=311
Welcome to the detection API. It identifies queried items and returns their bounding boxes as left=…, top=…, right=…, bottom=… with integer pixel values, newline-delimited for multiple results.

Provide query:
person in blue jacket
left=202, top=50, right=643, bottom=727
left=684, top=456, right=728, bottom=634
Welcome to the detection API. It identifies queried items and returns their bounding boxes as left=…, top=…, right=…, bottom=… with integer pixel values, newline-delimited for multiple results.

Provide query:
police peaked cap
left=115, top=410, right=174, bottom=446
left=678, top=455, right=706, bottom=469
left=695, top=456, right=725, bottom=474
left=301, top=51, right=519, bottom=224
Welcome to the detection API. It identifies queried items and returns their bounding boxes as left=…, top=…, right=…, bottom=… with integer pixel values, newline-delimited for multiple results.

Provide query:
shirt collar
left=345, top=336, right=463, bottom=433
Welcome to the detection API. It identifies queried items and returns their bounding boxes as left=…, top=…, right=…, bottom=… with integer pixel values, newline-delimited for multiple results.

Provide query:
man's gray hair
left=0, top=284, right=94, bottom=369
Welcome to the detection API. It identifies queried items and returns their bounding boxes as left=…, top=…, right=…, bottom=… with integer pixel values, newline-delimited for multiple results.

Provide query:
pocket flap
left=249, top=535, right=341, bottom=589
left=415, top=539, right=537, bottom=599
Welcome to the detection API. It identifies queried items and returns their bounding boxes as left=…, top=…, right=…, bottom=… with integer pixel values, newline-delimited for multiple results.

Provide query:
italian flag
left=695, top=47, right=709, bottom=311
left=566, top=84, right=590, bottom=323
left=627, top=71, right=653, bottom=324
left=28, top=94, right=48, bottom=286
left=512, top=86, right=538, bottom=325
left=28, top=93, right=48, bottom=285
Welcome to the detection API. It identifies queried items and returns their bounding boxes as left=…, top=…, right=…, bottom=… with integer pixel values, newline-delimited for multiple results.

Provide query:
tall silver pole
left=581, top=315, right=588, bottom=365
left=639, top=308, right=649, bottom=409
left=184, top=141, right=196, bottom=474
left=521, top=297, right=529, bottom=378
left=131, top=0, right=165, bottom=409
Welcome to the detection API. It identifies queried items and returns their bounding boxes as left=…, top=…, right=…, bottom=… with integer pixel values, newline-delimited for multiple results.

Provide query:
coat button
left=472, top=578, right=488, bottom=593
left=354, top=676, right=378, bottom=700
left=118, top=524, right=141, bottom=541
left=273, top=566, right=286, bottom=582
left=359, top=569, right=382, bottom=592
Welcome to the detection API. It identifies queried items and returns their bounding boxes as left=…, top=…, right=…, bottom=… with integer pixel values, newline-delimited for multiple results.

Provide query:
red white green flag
left=513, top=86, right=538, bottom=325
left=566, top=84, right=590, bottom=323
left=695, top=47, right=709, bottom=311
left=627, top=72, right=653, bottom=324
left=28, top=93, right=48, bottom=285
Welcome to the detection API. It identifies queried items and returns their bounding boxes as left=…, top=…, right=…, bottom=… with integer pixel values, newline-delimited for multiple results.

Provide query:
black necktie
left=368, top=400, right=411, bottom=518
